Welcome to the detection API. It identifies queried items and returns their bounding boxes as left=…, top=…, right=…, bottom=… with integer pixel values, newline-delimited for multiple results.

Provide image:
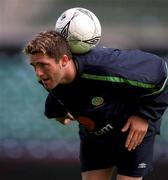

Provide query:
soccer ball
left=55, top=7, right=101, bottom=54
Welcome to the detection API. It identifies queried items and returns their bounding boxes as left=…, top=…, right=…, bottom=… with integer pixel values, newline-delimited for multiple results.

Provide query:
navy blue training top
left=44, top=47, right=168, bottom=137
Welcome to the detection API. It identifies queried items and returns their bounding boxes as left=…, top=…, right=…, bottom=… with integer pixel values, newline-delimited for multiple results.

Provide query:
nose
left=35, top=66, right=44, bottom=77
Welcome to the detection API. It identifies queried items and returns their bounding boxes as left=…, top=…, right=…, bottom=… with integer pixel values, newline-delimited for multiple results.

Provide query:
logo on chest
left=91, top=96, right=104, bottom=107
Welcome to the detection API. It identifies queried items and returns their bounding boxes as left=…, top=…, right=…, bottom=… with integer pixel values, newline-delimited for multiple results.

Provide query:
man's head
left=24, top=30, right=72, bottom=62
left=24, top=30, right=74, bottom=90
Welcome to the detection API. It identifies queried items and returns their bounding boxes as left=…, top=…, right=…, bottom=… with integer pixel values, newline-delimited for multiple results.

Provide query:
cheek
left=46, top=66, right=56, bottom=75
left=50, top=67, right=61, bottom=80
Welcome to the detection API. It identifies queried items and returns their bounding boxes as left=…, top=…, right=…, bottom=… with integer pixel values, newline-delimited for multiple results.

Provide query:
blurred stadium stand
left=1, top=0, right=168, bottom=50
left=0, top=0, right=168, bottom=179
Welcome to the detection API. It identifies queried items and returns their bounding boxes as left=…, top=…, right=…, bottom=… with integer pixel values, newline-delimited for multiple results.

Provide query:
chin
left=45, top=84, right=57, bottom=90
left=43, top=84, right=52, bottom=90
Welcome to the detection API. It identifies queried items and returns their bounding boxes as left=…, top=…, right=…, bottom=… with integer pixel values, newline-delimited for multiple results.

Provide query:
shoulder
left=72, top=47, right=118, bottom=75
left=73, top=47, right=166, bottom=80
left=73, top=46, right=163, bottom=63
left=73, top=46, right=120, bottom=68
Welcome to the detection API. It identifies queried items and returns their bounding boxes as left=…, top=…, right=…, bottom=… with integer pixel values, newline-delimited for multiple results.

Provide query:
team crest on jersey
left=91, top=96, right=104, bottom=107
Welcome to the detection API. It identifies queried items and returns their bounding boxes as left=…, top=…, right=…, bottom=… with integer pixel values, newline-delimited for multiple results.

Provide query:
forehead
left=30, top=54, right=53, bottom=64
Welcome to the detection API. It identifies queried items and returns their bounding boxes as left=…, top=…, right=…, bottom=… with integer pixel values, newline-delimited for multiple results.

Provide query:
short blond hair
left=24, top=30, right=72, bottom=62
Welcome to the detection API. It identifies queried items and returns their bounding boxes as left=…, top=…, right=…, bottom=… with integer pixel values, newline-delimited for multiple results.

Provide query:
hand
left=56, top=112, right=75, bottom=125
left=121, top=115, right=148, bottom=151
left=56, top=118, right=73, bottom=125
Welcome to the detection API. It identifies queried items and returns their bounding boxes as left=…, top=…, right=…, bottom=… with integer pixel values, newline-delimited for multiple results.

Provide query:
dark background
left=0, top=0, right=168, bottom=179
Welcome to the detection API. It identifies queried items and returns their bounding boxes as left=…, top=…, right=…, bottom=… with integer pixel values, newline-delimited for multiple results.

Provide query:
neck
left=62, top=60, right=77, bottom=84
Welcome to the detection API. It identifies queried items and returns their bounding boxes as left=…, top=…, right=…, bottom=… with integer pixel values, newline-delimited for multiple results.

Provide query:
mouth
left=41, top=78, right=50, bottom=85
left=39, top=77, right=55, bottom=90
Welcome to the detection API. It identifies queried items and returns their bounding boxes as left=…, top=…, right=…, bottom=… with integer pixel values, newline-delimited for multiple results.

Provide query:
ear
left=60, top=55, right=69, bottom=68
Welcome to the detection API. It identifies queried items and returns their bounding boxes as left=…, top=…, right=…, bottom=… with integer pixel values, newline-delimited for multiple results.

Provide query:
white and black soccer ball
left=55, top=7, right=101, bottom=54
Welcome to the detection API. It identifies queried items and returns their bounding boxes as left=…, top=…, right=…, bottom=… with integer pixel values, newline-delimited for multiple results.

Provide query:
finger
left=56, top=118, right=72, bottom=125
left=137, top=132, right=146, bottom=145
left=129, top=131, right=141, bottom=150
left=64, top=119, right=73, bottom=125
left=127, top=131, right=139, bottom=151
left=121, top=119, right=131, bottom=132
left=125, top=130, right=135, bottom=149
left=128, top=131, right=146, bottom=150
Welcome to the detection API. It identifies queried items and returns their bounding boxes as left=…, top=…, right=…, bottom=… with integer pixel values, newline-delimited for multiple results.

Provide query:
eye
left=38, top=63, right=49, bottom=68
left=30, top=62, right=50, bottom=70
